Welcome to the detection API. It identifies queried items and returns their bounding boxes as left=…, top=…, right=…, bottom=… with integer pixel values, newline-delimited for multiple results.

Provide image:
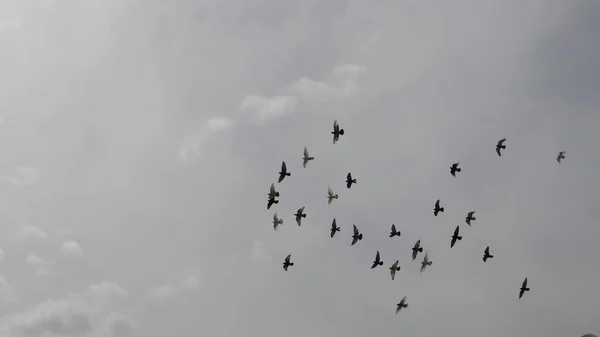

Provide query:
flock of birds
left=265, top=120, right=568, bottom=315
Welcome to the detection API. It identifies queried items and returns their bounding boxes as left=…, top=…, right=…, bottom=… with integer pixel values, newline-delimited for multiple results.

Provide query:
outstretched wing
left=281, top=161, right=287, bottom=172
left=273, top=212, right=279, bottom=221
left=333, top=120, right=339, bottom=132
left=391, top=224, right=396, bottom=233
left=353, top=224, right=359, bottom=235
left=285, top=254, right=291, bottom=263
left=328, top=186, right=334, bottom=197
left=298, top=206, right=305, bottom=214
left=522, top=278, right=528, bottom=288
left=435, top=199, right=440, bottom=208
left=485, top=246, right=490, bottom=255
left=347, top=172, right=352, bottom=181
left=269, top=183, right=276, bottom=195
left=375, top=251, right=380, bottom=261
left=468, top=211, right=474, bottom=217
left=454, top=226, right=460, bottom=236
left=304, top=147, right=309, bottom=157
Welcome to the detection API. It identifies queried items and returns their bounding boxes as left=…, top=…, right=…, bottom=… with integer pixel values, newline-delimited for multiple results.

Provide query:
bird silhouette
left=483, top=246, right=494, bottom=262
left=519, top=277, right=530, bottom=299
left=557, top=151, right=566, bottom=163
left=420, top=251, right=432, bottom=273
left=332, top=120, right=345, bottom=144
left=450, top=163, right=461, bottom=177
left=278, top=161, right=290, bottom=183
left=450, top=226, right=462, bottom=248
left=389, top=224, right=401, bottom=238
left=465, top=211, right=476, bottom=226
left=351, top=224, right=363, bottom=246
left=267, top=197, right=278, bottom=210
left=283, top=254, right=294, bottom=271
left=302, top=147, right=315, bottom=168
left=371, top=251, right=383, bottom=269
left=295, top=206, right=306, bottom=226
left=327, top=186, right=339, bottom=205
left=389, top=260, right=401, bottom=280
left=330, top=218, right=340, bottom=238
left=496, top=138, right=507, bottom=156
left=434, top=199, right=444, bottom=216
left=346, top=172, right=357, bottom=189
left=273, top=213, right=283, bottom=231
left=395, top=296, right=408, bottom=315
left=412, top=239, right=423, bottom=260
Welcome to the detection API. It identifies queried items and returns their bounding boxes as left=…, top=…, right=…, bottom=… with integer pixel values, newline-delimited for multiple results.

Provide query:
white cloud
left=12, top=225, right=48, bottom=242
left=25, top=253, right=51, bottom=278
left=207, top=116, right=234, bottom=131
left=239, top=95, right=298, bottom=125
left=60, top=240, right=84, bottom=256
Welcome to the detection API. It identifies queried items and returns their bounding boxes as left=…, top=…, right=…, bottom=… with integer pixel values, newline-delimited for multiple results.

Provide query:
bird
left=557, top=151, right=566, bottom=163
left=496, top=138, right=507, bottom=156
left=420, top=251, right=432, bottom=273
left=295, top=206, right=306, bottom=226
left=483, top=246, right=494, bottom=262
left=389, top=260, right=401, bottom=280
left=267, top=197, right=278, bottom=210
left=450, top=163, right=461, bottom=177
left=412, top=239, right=423, bottom=260
left=465, top=211, right=476, bottom=226
left=351, top=224, right=363, bottom=246
left=396, top=296, right=408, bottom=315
left=268, top=183, right=280, bottom=199
left=327, top=186, right=339, bottom=205
left=450, top=226, right=462, bottom=248
left=346, top=172, right=357, bottom=189
left=389, top=224, right=401, bottom=238
left=278, top=161, right=291, bottom=183
left=302, top=147, right=314, bottom=168
left=434, top=199, right=444, bottom=216
left=519, top=277, right=530, bottom=299
left=332, top=120, right=345, bottom=144
left=283, top=254, right=294, bottom=271
left=371, top=251, right=383, bottom=269
left=273, top=212, right=283, bottom=231
left=330, top=218, right=340, bottom=238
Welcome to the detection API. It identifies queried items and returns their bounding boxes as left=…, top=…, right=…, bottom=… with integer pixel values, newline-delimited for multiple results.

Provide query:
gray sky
left=0, top=0, right=599, bottom=336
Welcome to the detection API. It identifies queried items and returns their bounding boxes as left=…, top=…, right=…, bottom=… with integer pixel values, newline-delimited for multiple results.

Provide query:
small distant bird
left=557, top=151, right=566, bottom=163
left=450, top=163, right=461, bottom=177
left=434, top=199, right=444, bottom=216
left=395, top=296, right=408, bottom=315
left=332, top=120, right=345, bottom=144
left=303, top=147, right=315, bottom=168
left=330, top=218, right=340, bottom=238
left=465, top=211, right=476, bottom=226
left=389, top=224, right=401, bottom=238
left=420, top=251, right=432, bottom=273
left=273, top=212, right=283, bottom=231
left=496, top=138, right=507, bottom=156
left=295, top=206, right=306, bottom=226
left=327, top=186, right=339, bottom=205
left=412, top=239, right=423, bottom=260
left=351, top=224, right=363, bottom=246
left=278, top=161, right=290, bottom=183
left=519, top=277, right=530, bottom=299
left=450, top=226, right=462, bottom=248
left=283, top=254, right=294, bottom=271
left=483, top=246, right=494, bottom=262
left=267, top=197, right=278, bottom=210
left=371, top=251, right=383, bottom=269
left=346, top=172, right=357, bottom=189
left=389, top=260, right=401, bottom=280
left=268, top=183, right=280, bottom=199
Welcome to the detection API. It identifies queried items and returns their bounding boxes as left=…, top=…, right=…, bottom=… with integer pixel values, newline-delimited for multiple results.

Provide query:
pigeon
left=295, top=206, right=306, bottom=226
left=332, top=120, right=345, bottom=144
left=519, top=277, right=530, bottom=299
left=346, top=172, right=357, bottom=189
left=267, top=197, right=278, bottom=210
left=371, top=251, right=383, bottom=269
left=420, top=251, right=432, bottom=273
left=351, top=224, right=363, bottom=246
left=327, top=186, right=339, bottom=205
left=465, top=211, right=476, bottom=226
left=434, top=199, right=444, bottom=216
left=268, top=183, right=280, bottom=199
left=557, top=151, right=566, bottom=163
left=273, top=212, right=283, bottom=231
left=496, top=138, right=507, bottom=156
left=450, top=163, right=461, bottom=177
left=389, top=260, right=401, bottom=280
left=278, top=161, right=291, bottom=183
left=483, top=246, right=494, bottom=262
left=303, top=147, right=315, bottom=168
left=412, top=239, right=423, bottom=260
left=283, top=254, right=294, bottom=271
left=395, top=296, right=408, bottom=315
left=389, top=224, right=401, bottom=238
left=330, top=218, right=340, bottom=238
left=450, top=226, right=462, bottom=248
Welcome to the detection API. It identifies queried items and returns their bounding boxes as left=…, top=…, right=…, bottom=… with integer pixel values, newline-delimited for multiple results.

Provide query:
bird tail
left=418, top=247, right=423, bottom=252
left=396, top=267, right=401, bottom=271
left=286, top=173, right=291, bottom=176
left=289, top=263, right=294, bottom=266
left=339, top=129, right=345, bottom=135
left=352, top=179, right=357, bottom=184
left=308, top=157, right=314, bottom=160
left=274, top=200, right=279, bottom=204
left=302, top=214, right=306, bottom=218
left=389, top=234, right=393, bottom=238
left=457, top=168, right=461, bottom=172
left=358, top=234, right=363, bottom=240
left=489, top=255, right=494, bottom=258
left=336, top=228, right=340, bottom=232
left=525, top=287, right=530, bottom=291
left=472, top=217, right=476, bottom=221
left=334, top=195, right=339, bottom=199
left=501, top=145, right=506, bottom=149
left=275, top=192, right=280, bottom=197
left=440, top=207, right=445, bottom=212
left=403, top=303, right=408, bottom=308
left=378, top=261, right=383, bottom=266
left=457, top=236, right=462, bottom=240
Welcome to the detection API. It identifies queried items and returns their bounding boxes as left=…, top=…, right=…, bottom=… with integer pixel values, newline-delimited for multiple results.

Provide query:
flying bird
left=267, top=197, right=278, bottom=210
left=330, top=218, right=340, bottom=238
left=278, top=161, right=291, bottom=183
left=450, top=226, right=462, bottom=248
left=496, top=138, right=507, bottom=156
left=302, top=147, right=315, bottom=168
left=483, top=246, right=494, bottom=262
left=395, top=296, right=408, bottom=315
left=283, top=254, right=294, bottom=271
left=332, top=120, right=345, bottom=144
left=371, top=251, right=383, bottom=269
left=295, top=206, right=306, bottom=226
left=465, top=211, right=476, bottom=226
left=327, top=186, right=339, bottom=205
left=557, top=151, right=566, bottom=163
left=412, top=239, right=423, bottom=260
left=346, top=172, right=357, bottom=189
left=434, top=199, right=444, bottom=216
left=389, top=260, right=401, bottom=280
left=389, top=224, right=401, bottom=238
left=519, top=277, right=530, bottom=299
left=351, top=224, right=363, bottom=246
left=420, top=251, right=432, bottom=273
left=273, top=212, right=283, bottom=231
left=450, top=163, right=461, bottom=177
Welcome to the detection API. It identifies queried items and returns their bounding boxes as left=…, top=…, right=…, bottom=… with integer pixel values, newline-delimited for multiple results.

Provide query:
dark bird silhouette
left=557, top=151, right=566, bottom=163
left=483, top=246, right=494, bottom=262
left=295, top=206, right=306, bottom=226
left=450, top=163, right=461, bottom=177
left=283, top=254, right=294, bottom=271
left=371, top=251, right=383, bottom=269
left=273, top=212, right=283, bottom=231
left=330, top=218, right=340, bottom=238
left=519, top=277, right=530, bottom=299
left=434, top=199, right=444, bottom=216
left=395, top=296, right=408, bottom=315
left=450, top=226, right=462, bottom=248
left=496, top=138, right=507, bottom=156
left=332, top=120, right=345, bottom=144
left=420, top=251, right=432, bottom=273
left=389, top=224, right=401, bottom=238
left=327, top=186, right=339, bottom=205
left=267, top=197, right=278, bottom=210
left=346, top=172, right=357, bottom=189
left=302, top=147, right=315, bottom=168
left=389, top=260, right=401, bottom=280
left=465, top=211, right=476, bottom=226
left=351, top=224, right=363, bottom=246
left=278, top=161, right=290, bottom=183
left=412, top=239, right=423, bottom=260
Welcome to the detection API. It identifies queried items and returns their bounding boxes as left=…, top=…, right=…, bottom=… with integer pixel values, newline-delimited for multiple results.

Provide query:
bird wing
left=332, top=218, right=337, bottom=228
left=468, top=211, right=474, bottom=217
left=347, top=172, right=352, bottom=181
left=273, top=213, right=279, bottom=221
left=485, top=246, right=490, bottom=255
left=400, top=296, right=407, bottom=305
left=420, top=262, right=426, bottom=273
left=522, top=278, right=528, bottom=287
left=454, top=226, right=460, bottom=236
left=435, top=199, right=440, bottom=208
left=328, top=186, right=334, bottom=197
left=285, top=254, right=291, bottom=263
left=298, top=206, right=305, bottom=214
left=333, top=120, right=339, bottom=132
left=353, top=224, right=359, bottom=235
left=269, top=183, right=276, bottom=195
left=498, top=138, right=506, bottom=146
left=423, top=251, right=429, bottom=263
left=304, top=147, right=309, bottom=157
left=375, top=251, right=380, bottom=261
left=413, top=239, right=420, bottom=249
left=281, top=161, right=287, bottom=172
left=295, top=215, right=301, bottom=226
left=391, top=224, right=396, bottom=233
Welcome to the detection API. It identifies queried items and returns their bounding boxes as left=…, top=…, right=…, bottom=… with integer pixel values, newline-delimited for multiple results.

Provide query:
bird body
left=330, top=218, right=340, bottom=238
left=396, top=296, right=408, bottom=314
left=327, top=186, right=339, bottom=205
left=278, top=161, right=291, bottom=183
left=389, top=260, right=401, bottom=280
left=295, top=206, right=306, bottom=226
left=346, top=172, right=357, bottom=189
left=283, top=254, right=294, bottom=271
left=519, top=277, right=530, bottom=299
left=371, top=251, right=383, bottom=269
left=450, top=226, right=462, bottom=248
left=351, top=224, right=363, bottom=245
left=450, top=162, right=461, bottom=177
left=465, top=211, right=476, bottom=226
left=434, top=199, right=444, bottom=216
left=420, top=251, right=432, bottom=273
left=496, top=138, right=507, bottom=156
left=273, top=213, right=283, bottom=231
left=557, top=151, right=566, bottom=163
left=412, top=239, right=423, bottom=260
left=332, top=120, right=345, bottom=144
left=389, top=224, right=401, bottom=238
left=483, top=246, right=494, bottom=262
left=303, top=147, right=315, bottom=168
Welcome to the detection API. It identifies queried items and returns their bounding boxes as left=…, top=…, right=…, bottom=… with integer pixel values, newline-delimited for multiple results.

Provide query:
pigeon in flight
left=371, top=251, right=383, bottom=269
left=346, top=172, right=357, bottom=189
left=395, top=296, right=408, bottom=315
left=351, top=224, right=363, bottom=246
left=273, top=212, right=283, bottom=231
left=519, top=277, right=530, bottom=299
left=434, top=199, right=444, bottom=216
left=389, top=224, right=401, bottom=238
left=295, top=206, right=306, bottom=226
left=302, top=147, right=315, bottom=168
left=278, top=161, right=291, bottom=183
left=412, top=239, right=423, bottom=260
left=496, top=138, right=507, bottom=156
left=332, top=120, right=345, bottom=144
left=483, top=246, right=494, bottom=262
left=450, top=226, right=462, bottom=248
left=389, top=260, right=401, bottom=280
left=330, top=218, right=340, bottom=238
left=267, top=183, right=279, bottom=210
left=557, top=151, right=566, bottom=163
left=450, top=163, right=461, bottom=177
left=327, top=186, right=339, bottom=205
left=465, top=211, right=476, bottom=226
left=420, top=251, right=432, bottom=273
left=283, top=254, right=294, bottom=271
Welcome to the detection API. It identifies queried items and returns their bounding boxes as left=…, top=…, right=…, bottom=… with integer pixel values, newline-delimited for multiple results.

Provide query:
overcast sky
left=0, top=1, right=599, bottom=336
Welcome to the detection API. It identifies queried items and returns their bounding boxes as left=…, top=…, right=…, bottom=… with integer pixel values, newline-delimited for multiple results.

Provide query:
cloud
left=239, top=95, right=298, bottom=125
left=147, top=273, right=201, bottom=302
left=177, top=116, right=236, bottom=162
left=25, top=253, right=51, bottom=278
left=60, top=240, right=84, bottom=256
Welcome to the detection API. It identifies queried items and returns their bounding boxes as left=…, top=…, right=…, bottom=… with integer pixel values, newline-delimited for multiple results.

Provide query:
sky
left=0, top=0, right=599, bottom=336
